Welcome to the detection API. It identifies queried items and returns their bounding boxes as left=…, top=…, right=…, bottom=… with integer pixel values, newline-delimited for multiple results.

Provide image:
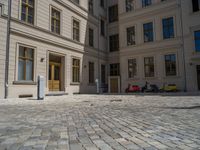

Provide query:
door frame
left=47, top=52, right=65, bottom=92
left=108, top=76, right=121, bottom=93
left=49, top=62, right=61, bottom=91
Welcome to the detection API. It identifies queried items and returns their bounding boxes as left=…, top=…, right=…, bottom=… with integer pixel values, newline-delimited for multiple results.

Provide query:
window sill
left=70, top=82, right=80, bottom=86
left=13, top=81, right=37, bottom=85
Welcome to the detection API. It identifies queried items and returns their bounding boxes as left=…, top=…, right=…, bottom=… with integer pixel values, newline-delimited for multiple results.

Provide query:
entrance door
left=109, top=77, right=120, bottom=93
left=49, top=63, right=61, bottom=91
left=197, top=65, right=200, bottom=90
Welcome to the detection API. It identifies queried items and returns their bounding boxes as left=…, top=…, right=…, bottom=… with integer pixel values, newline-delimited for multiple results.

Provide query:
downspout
left=97, top=16, right=100, bottom=94
left=4, top=0, right=12, bottom=99
left=179, top=0, right=187, bottom=92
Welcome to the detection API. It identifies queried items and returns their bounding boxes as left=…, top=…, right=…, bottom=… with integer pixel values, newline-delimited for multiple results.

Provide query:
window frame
left=50, top=6, right=62, bottom=35
left=194, top=30, right=200, bottom=52
left=72, top=18, right=80, bottom=42
left=164, top=54, right=177, bottom=77
left=88, top=61, right=95, bottom=84
left=19, top=0, right=36, bottom=25
left=15, top=43, right=37, bottom=83
left=144, top=57, right=155, bottom=78
left=128, top=58, right=137, bottom=79
left=71, top=57, right=81, bottom=83
left=162, top=16, right=175, bottom=40
left=143, top=22, right=154, bottom=43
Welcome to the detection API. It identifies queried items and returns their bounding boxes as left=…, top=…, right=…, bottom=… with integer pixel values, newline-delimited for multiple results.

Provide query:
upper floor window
left=88, top=0, right=94, bottom=14
left=195, top=30, right=200, bottom=52
left=143, top=22, right=154, bottom=43
left=72, top=0, right=79, bottom=4
left=51, top=7, right=60, bottom=34
left=100, top=0, right=104, bottom=8
left=162, top=17, right=174, bottom=39
left=126, top=0, right=134, bottom=12
left=73, top=19, right=80, bottom=41
left=18, top=46, right=34, bottom=81
left=21, top=0, right=35, bottom=24
left=144, top=57, right=154, bottom=77
left=128, top=59, right=137, bottom=78
left=101, top=19, right=105, bottom=36
left=192, top=0, right=200, bottom=12
left=109, top=5, right=118, bottom=23
left=165, top=54, right=177, bottom=76
left=142, top=0, right=152, bottom=7
left=127, top=26, right=136, bottom=46
left=109, top=34, right=119, bottom=52
left=89, top=28, right=94, bottom=47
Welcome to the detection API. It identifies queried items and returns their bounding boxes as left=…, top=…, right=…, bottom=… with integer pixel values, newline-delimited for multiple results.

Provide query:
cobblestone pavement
left=0, top=95, right=200, bottom=150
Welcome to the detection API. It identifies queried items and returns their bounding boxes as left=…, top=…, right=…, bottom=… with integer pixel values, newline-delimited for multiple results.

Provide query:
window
left=101, top=19, right=105, bottom=36
left=143, top=22, right=153, bottom=42
left=109, top=34, right=119, bottom=52
left=110, top=63, right=120, bottom=76
left=72, top=0, right=79, bottom=4
left=21, top=0, right=34, bottom=24
left=89, top=62, right=95, bottom=84
left=72, top=58, right=80, bottom=83
left=195, top=30, right=200, bottom=52
left=18, top=46, right=34, bottom=81
left=100, top=0, right=104, bottom=8
left=127, top=26, right=135, bottom=45
left=192, top=0, right=200, bottom=12
left=126, top=0, right=134, bottom=12
left=144, top=57, right=154, bottom=77
left=73, top=19, right=80, bottom=41
left=142, top=0, right=151, bottom=7
left=51, top=7, right=60, bottom=34
left=128, top=59, right=137, bottom=78
left=89, top=28, right=94, bottom=47
left=165, top=54, right=177, bottom=76
left=101, top=65, right=106, bottom=84
left=162, top=17, right=174, bottom=39
left=109, top=5, right=118, bottom=23
left=88, top=0, right=93, bottom=14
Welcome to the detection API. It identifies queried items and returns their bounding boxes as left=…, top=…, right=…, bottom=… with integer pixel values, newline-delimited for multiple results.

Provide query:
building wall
left=180, top=0, right=200, bottom=91
left=0, top=0, right=108, bottom=98
left=118, top=0, right=186, bottom=92
left=0, top=4, right=7, bottom=98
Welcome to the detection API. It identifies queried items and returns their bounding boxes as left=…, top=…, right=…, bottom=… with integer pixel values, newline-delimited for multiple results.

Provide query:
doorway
left=48, top=54, right=63, bottom=91
left=109, top=76, right=120, bottom=93
left=197, top=65, right=200, bottom=90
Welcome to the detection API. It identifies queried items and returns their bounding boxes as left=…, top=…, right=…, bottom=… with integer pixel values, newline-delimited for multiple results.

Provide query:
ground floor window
left=144, top=57, right=154, bottom=77
left=101, top=65, right=106, bottom=84
left=18, top=46, right=34, bottom=81
left=89, top=62, right=95, bottom=84
left=72, top=58, right=80, bottom=83
left=165, top=54, right=177, bottom=76
left=128, top=59, right=137, bottom=78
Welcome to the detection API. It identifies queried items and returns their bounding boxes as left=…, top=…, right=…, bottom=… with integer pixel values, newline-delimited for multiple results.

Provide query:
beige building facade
left=0, top=0, right=200, bottom=98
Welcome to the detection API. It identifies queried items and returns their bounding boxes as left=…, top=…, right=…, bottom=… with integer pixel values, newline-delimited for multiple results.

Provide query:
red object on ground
left=128, top=85, right=140, bottom=92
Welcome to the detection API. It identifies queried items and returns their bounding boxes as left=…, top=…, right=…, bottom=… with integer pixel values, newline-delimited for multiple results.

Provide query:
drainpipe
left=97, top=16, right=100, bottom=94
left=4, top=0, right=12, bottom=99
left=179, top=0, right=187, bottom=92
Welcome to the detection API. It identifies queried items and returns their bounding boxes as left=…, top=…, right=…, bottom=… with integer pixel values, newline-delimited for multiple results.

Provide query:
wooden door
left=110, top=78, right=119, bottom=93
left=49, top=63, right=61, bottom=91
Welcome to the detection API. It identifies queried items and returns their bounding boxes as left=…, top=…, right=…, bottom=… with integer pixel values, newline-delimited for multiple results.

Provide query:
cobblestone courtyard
left=0, top=95, right=200, bottom=150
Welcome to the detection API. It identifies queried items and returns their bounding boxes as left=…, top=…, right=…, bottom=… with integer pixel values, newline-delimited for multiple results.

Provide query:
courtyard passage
left=0, top=95, right=200, bottom=150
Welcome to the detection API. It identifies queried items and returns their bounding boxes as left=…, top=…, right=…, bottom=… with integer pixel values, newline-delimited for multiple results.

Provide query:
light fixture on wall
left=40, top=58, right=45, bottom=62
left=189, top=62, right=193, bottom=66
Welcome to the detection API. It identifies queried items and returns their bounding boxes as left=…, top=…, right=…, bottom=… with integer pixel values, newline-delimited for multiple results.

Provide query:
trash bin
left=37, top=76, right=45, bottom=100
